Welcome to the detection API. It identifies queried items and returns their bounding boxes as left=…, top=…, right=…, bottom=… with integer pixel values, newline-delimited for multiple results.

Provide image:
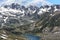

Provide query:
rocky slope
left=0, top=3, right=60, bottom=40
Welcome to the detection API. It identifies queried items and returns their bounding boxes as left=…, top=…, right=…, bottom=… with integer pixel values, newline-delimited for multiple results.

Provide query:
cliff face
left=35, top=11, right=60, bottom=33
left=12, top=11, right=60, bottom=34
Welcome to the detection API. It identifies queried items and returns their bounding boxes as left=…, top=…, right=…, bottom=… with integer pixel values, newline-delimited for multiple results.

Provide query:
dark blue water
left=24, top=34, right=40, bottom=40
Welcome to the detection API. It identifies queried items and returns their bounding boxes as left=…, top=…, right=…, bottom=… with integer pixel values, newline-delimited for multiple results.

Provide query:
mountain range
left=0, top=3, right=60, bottom=40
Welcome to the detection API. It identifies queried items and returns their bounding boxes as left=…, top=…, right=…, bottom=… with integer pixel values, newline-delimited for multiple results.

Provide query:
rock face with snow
left=0, top=3, right=60, bottom=33
left=0, top=3, right=60, bottom=40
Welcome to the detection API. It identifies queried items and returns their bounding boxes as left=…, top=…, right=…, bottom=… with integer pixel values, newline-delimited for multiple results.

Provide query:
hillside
left=0, top=3, right=60, bottom=40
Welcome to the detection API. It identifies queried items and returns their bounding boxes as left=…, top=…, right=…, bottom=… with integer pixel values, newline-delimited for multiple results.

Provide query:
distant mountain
left=0, top=3, right=60, bottom=40
left=0, top=3, right=60, bottom=33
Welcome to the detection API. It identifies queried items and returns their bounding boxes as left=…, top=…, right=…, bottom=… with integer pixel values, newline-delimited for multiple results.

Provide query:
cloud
left=0, top=0, right=53, bottom=6
left=1, top=0, right=15, bottom=5
left=25, top=0, right=53, bottom=6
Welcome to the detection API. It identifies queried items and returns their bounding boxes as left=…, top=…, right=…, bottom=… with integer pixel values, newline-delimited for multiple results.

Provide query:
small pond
left=24, top=34, right=41, bottom=40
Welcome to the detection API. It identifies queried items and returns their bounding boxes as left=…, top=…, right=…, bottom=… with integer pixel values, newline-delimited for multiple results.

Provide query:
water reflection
left=24, top=34, right=40, bottom=40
